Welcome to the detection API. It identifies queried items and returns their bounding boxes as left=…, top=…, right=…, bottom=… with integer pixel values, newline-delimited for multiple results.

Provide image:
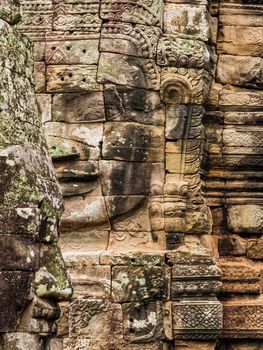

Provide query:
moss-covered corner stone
left=35, top=245, right=73, bottom=301
left=0, top=0, right=21, bottom=25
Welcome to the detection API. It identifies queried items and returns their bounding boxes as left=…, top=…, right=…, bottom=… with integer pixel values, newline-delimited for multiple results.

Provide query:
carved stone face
left=0, top=9, right=72, bottom=347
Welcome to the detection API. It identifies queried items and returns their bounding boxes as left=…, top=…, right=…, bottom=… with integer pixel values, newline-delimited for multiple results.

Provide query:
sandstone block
left=105, top=196, right=151, bottom=231
left=218, top=26, right=263, bottom=57
left=218, top=259, right=261, bottom=294
left=218, top=234, right=247, bottom=256
left=53, top=2, right=101, bottom=32
left=54, top=160, right=98, bottom=181
left=61, top=196, right=111, bottom=232
left=69, top=299, right=122, bottom=339
left=68, top=265, right=111, bottom=298
left=222, top=302, right=263, bottom=338
left=161, top=67, right=211, bottom=105
left=34, top=62, right=46, bottom=93
left=36, top=94, right=52, bottom=124
left=100, top=22, right=161, bottom=58
left=46, top=65, right=102, bottom=93
left=112, top=265, right=170, bottom=302
left=227, top=205, right=263, bottom=234
left=172, top=300, right=222, bottom=339
left=217, top=55, right=263, bottom=88
left=171, top=263, right=221, bottom=297
left=45, top=122, right=103, bottom=160
left=100, top=0, right=163, bottom=27
left=164, top=4, right=210, bottom=41
left=104, top=84, right=164, bottom=126
left=102, top=122, right=164, bottom=162
left=97, top=53, right=160, bottom=90
left=18, top=1, right=53, bottom=32
left=99, top=160, right=152, bottom=195
left=219, top=90, right=263, bottom=110
left=60, top=230, right=110, bottom=253
left=157, top=35, right=210, bottom=70
left=100, top=252, right=165, bottom=266
left=247, top=237, right=263, bottom=260
left=45, top=36, right=99, bottom=65
left=52, top=92, right=105, bottom=123
left=122, top=302, right=172, bottom=342
left=108, top=230, right=166, bottom=252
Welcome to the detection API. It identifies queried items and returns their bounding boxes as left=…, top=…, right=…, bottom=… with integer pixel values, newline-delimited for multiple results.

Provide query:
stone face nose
left=34, top=244, right=72, bottom=302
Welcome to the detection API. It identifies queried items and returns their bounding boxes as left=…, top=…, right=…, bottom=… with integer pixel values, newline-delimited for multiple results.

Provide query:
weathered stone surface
left=218, top=234, right=247, bottom=256
left=104, top=84, right=165, bottom=126
left=19, top=0, right=53, bottom=32
left=46, top=65, right=102, bottom=93
left=217, top=55, right=263, bottom=88
left=0, top=333, right=46, bottom=350
left=34, top=62, right=45, bottom=93
left=0, top=235, right=39, bottom=270
left=99, top=160, right=152, bottom=195
left=60, top=230, right=110, bottom=253
left=53, top=1, right=101, bottom=32
left=171, top=263, right=221, bottom=297
left=45, top=36, right=99, bottom=65
left=102, top=122, right=164, bottom=162
left=112, top=265, right=170, bottom=302
left=100, top=0, right=163, bottom=27
left=219, top=89, right=263, bottom=110
left=172, top=300, right=223, bottom=339
left=52, top=92, right=105, bottom=123
left=163, top=4, right=210, bottom=41
left=227, top=205, right=263, bottom=234
left=37, top=94, right=52, bottom=124
left=174, top=341, right=217, bottom=350
left=247, top=237, right=263, bottom=260
left=66, top=261, right=111, bottom=298
left=45, top=122, right=103, bottom=160
left=100, top=251, right=165, bottom=266
left=161, top=67, right=211, bottom=105
left=122, top=302, right=171, bottom=342
left=98, top=53, right=160, bottom=90
left=222, top=302, right=263, bottom=338
left=61, top=195, right=110, bottom=232
left=0, top=271, right=32, bottom=332
left=108, top=230, right=166, bottom=252
left=157, top=35, right=210, bottom=70
left=100, top=23, right=161, bottom=59
left=0, top=0, right=20, bottom=24
left=69, top=299, right=122, bottom=339
left=218, top=26, right=263, bottom=57
left=218, top=259, right=261, bottom=294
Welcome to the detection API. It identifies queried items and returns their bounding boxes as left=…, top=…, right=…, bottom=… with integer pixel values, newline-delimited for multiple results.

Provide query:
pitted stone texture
left=163, top=4, right=210, bottom=41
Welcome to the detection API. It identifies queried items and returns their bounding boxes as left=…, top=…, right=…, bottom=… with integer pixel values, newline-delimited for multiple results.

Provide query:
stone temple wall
left=206, top=1, right=263, bottom=349
left=1, top=0, right=262, bottom=349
